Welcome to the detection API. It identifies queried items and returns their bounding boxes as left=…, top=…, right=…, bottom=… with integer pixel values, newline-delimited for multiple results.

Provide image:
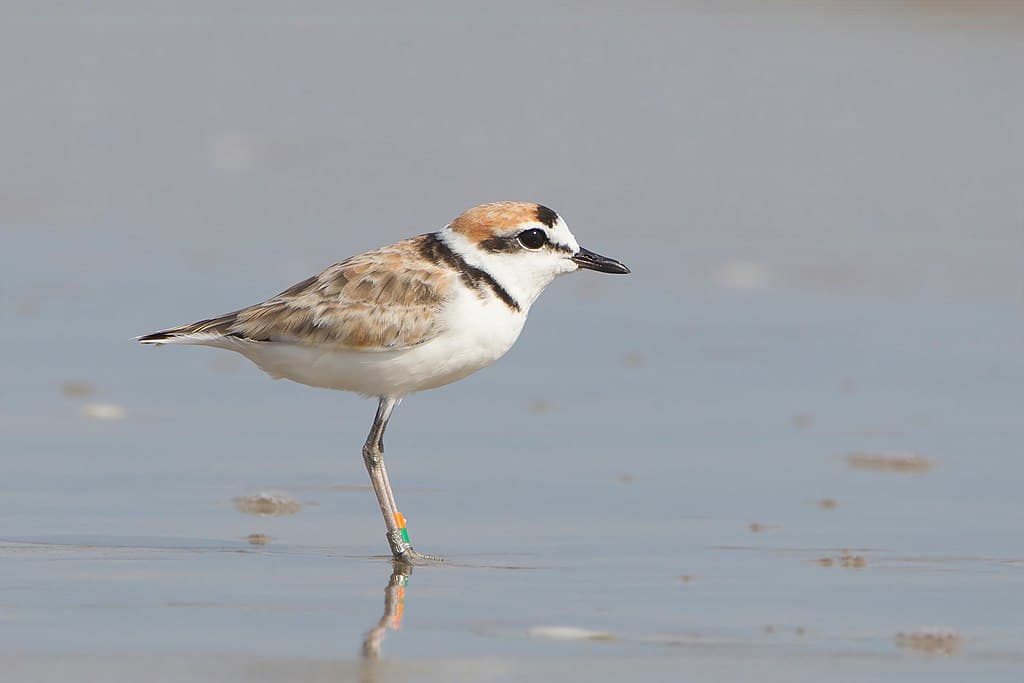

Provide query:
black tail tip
left=138, top=331, right=173, bottom=343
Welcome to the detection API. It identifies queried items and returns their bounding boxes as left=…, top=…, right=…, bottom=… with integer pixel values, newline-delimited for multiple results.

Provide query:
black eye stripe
left=479, top=229, right=573, bottom=254
left=478, top=235, right=519, bottom=253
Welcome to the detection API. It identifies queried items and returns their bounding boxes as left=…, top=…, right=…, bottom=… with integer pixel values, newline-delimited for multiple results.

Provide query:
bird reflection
left=360, top=560, right=413, bottom=661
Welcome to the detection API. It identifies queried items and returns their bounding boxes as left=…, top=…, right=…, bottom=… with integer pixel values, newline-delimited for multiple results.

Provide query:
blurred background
left=2, top=2, right=1023, bottom=681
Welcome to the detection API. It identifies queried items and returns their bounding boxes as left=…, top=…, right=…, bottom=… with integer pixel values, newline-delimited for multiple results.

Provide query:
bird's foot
left=387, top=528, right=444, bottom=564
left=394, top=547, right=445, bottom=565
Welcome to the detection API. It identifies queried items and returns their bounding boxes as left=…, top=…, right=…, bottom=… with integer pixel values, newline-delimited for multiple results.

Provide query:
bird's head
left=442, top=201, right=629, bottom=310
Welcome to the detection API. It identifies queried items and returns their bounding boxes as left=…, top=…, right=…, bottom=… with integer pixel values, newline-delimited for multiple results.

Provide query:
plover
left=139, top=201, right=630, bottom=562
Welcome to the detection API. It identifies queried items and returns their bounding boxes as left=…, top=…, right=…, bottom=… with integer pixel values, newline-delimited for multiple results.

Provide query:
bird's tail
left=137, top=311, right=240, bottom=344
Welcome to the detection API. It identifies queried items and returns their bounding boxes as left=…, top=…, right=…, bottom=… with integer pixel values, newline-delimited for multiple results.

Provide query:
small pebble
left=847, top=452, right=933, bottom=474
left=817, top=554, right=867, bottom=568
left=61, top=381, right=95, bottom=398
left=233, top=492, right=303, bottom=516
left=527, top=399, right=552, bottom=415
left=895, top=629, right=964, bottom=655
left=839, top=554, right=867, bottom=568
left=791, top=414, right=814, bottom=429
left=80, top=403, right=125, bottom=420
left=528, top=626, right=616, bottom=642
left=622, top=352, right=646, bottom=368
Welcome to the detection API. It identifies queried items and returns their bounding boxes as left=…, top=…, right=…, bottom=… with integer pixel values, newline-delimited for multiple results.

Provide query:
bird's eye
left=517, top=228, right=548, bottom=249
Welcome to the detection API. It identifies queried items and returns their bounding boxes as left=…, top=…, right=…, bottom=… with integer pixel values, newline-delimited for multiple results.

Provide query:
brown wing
left=142, top=236, right=453, bottom=351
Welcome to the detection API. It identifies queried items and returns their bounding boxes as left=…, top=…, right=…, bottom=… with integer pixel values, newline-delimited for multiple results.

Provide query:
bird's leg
left=363, top=397, right=404, bottom=554
left=362, top=396, right=442, bottom=564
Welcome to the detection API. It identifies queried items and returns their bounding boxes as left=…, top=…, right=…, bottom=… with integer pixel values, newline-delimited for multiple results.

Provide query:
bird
left=138, top=201, right=630, bottom=563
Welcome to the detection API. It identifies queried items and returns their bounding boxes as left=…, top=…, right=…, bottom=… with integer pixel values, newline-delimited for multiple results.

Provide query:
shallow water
left=2, top=2, right=1024, bottom=681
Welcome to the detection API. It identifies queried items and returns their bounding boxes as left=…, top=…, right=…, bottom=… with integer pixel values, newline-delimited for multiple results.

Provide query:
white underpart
left=205, top=282, right=525, bottom=396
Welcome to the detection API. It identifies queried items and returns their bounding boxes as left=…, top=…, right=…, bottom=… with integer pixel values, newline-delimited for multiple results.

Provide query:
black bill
left=571, top=246, right=631, bottom=274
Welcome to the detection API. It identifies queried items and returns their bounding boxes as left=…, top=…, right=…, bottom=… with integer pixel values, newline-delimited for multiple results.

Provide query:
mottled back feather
left=143, top=236, right=452, bottom=351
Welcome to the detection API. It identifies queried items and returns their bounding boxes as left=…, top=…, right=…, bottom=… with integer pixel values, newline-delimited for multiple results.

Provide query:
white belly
left=206, top=289, right=527, bottom=397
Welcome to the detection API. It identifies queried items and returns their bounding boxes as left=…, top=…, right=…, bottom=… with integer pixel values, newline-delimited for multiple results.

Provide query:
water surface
left=2, top=2, right=1023, bottom=681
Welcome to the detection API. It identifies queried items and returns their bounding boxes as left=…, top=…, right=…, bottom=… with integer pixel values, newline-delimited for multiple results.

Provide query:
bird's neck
left=437, top=228, right=558, bottom=312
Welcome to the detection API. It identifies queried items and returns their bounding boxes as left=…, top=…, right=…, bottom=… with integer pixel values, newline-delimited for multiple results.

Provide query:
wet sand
left=2, top=2, right=1024, bottom=681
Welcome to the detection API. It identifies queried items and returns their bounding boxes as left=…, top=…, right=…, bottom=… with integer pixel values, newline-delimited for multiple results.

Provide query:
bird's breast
left=434, top=286, right=528, bottom=369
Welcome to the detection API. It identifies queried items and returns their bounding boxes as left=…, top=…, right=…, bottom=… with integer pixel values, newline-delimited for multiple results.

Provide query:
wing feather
left=139, top=236, right=452, bottom=351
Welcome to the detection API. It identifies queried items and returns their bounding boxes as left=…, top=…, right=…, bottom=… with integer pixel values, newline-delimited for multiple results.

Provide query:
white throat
left=439, top=226, right=576, bottom=312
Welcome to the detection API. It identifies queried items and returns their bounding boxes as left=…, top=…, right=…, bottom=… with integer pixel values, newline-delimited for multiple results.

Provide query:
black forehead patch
left=535, top=204, right=559, bottom=228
